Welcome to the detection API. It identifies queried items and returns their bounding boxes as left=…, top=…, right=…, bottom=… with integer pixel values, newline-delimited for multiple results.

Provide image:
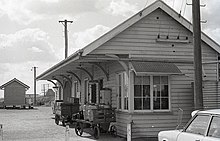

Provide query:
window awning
left=131, top=62, right=182, bottom=75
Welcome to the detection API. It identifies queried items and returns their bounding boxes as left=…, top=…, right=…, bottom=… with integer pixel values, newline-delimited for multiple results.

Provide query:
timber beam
left=60, top=74, right=72, bottom=85
left=77, top=67, right=93, bottom=80
left=47, top=80, right=57, bottom=87
left=66, top=71, right=81, bottom=85
left=118, top=61, right=129, bottom=75
left=52, top=76, right=63, bottom=88
left=90, top=62, right=109, bottom=81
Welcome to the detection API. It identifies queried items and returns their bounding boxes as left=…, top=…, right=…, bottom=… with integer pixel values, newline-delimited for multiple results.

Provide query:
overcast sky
left=0, top=0, right=220, bottom=98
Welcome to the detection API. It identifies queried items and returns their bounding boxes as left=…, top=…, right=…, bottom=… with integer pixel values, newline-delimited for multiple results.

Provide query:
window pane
left=153, top=76, right=160, bottom=85
left=208, top=117, right=220, bottom=138
left=143, top=85, right=150, bottom=97
left=161, top=76, right=168, bottom=84
left=153, top=98, right=160, bottom=110
left=143, top=97, right=150, bottom=110
left=124, top=97, right=128, bottom=110
left=161, top=85, right=168, bottom=97
left=134, top=76, right=142, bottom=85
left=185, top=115, right=210, bottom=135
left=161, top=98, right=169, bottom=109
left=134, top=98, right=142, bottom=110
left=134, top=85, right=142, bottom=97
left=153, top=85, right=160, bottom=97
left=119, top=85, right=121, bottom=109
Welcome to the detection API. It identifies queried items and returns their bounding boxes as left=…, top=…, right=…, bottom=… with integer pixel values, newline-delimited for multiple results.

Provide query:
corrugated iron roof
left=131, top=62, right=182, bottom=75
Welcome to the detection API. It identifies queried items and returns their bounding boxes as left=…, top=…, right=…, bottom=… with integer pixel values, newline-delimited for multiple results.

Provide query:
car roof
left=198, top=109, right=220, bottom=115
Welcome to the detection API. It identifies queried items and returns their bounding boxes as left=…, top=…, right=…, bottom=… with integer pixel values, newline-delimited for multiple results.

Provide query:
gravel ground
left=0, top=106, right=125, bottom=141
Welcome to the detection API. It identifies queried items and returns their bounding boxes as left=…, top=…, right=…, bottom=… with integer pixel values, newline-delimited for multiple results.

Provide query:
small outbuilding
left=0, top=78, right=30, bottom=107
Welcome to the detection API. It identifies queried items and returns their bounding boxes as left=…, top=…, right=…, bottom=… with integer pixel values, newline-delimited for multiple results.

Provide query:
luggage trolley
left=74, top=107, right=117, bottom=139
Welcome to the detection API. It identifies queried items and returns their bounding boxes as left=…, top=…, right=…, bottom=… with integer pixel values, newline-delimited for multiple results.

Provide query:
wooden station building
left=37, top=0, right=220, bottom=138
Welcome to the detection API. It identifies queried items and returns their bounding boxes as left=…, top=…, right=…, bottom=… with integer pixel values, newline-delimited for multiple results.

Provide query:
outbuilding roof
left=0, top=78, right=30, bottom=90
left=37, top=0, right=220, bottom=80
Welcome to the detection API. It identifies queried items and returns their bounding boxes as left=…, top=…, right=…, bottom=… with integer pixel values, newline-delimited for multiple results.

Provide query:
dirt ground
left=0, top=106, right=125, bottom=141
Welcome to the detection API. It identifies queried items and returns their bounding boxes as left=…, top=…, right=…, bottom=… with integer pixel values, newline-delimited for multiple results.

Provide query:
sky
left=0, top=0, right=220, bottom=98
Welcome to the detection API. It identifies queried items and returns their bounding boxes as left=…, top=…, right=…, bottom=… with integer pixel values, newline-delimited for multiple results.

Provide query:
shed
left=37, top=0, right=220, bottom=139
left=0, top=78, right=30, bottom=107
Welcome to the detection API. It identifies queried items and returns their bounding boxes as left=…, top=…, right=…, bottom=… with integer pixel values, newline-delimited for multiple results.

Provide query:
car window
left=208, top=116, right=220, bottom=138
left=185, top=115, right=210, bottom=135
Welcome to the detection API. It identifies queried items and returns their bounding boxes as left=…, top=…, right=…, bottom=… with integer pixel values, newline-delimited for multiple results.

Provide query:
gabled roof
left=37, top=0, right=220, bottom=80
left=0, top=78, right=30, bottom=89
left=81, top=0, right=220, bottom=55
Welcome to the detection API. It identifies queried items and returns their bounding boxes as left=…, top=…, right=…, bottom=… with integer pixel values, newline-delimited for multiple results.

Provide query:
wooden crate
left=88, top=108, right=116, bottom=123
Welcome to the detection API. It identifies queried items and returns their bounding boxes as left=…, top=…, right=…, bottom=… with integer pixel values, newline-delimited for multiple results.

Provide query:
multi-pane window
left=153, top=76, right=169, bottom=110
left=134, top=76, right=150, bottom=110
left=134, top=75, right=169, bottom=111
left=117, top=72, right=128, bottom=110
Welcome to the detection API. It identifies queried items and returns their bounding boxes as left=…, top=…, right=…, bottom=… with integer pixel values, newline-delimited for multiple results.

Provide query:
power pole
left=59, top=19, right=73, bottom=59
left=32, top=67, right=37, bottom=106
left=192, top=0, right=203, bottom=110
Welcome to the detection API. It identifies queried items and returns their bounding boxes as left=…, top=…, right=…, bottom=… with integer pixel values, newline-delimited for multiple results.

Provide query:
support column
left=128, top=70, right=134, bottom=113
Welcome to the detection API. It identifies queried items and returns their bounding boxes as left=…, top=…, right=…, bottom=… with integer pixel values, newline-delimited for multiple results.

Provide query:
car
left=158, top=109, right=220, bottom=141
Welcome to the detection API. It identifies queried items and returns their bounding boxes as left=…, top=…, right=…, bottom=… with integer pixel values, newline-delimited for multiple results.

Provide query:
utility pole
left=192, top=0, right=203, bottom=110
left=59, top=19, right=73, bottom=59
left=32, top=67, right=37, bottom=106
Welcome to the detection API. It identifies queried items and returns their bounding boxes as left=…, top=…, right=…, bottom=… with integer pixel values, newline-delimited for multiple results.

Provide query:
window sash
left=134, top=75, right=170, bottom=111
left=117, top=72, right=128, bottom=111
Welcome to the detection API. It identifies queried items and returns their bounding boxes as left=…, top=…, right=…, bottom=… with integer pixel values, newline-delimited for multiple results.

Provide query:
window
left=134, top=76, right=150, bottom=110
left=134, top=75, right=169, bottom=111
left=185, top=115, right=210, bottom=135
left=72, top=81, right=78, bottom=97
left=153, top=76, right=169, bottom=110
left=208, top=116, right=220, bottom=138
left=117, top=72, right=128, bottom=110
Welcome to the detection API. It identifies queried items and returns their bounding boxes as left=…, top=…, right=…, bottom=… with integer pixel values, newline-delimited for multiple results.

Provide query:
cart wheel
left=75, top=123, right=83, bottom=136
left=110, top=125, right=117, bottom=137
left=93, top=126, right=100, bottom=139
left=55, top=115, right=59, bottom=125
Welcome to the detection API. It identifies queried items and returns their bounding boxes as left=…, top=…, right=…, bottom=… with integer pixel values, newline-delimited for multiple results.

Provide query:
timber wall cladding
left=79, top=8, right=218, bottom=138
left=203, top=81, right=220, bottom=109
left=4, top=82, right=25, bottom=105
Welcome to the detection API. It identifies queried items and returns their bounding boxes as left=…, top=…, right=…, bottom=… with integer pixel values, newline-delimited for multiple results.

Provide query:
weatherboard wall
left=4, top=81, right=26, bottom=106
left=86, top=8, right=218, bottom=138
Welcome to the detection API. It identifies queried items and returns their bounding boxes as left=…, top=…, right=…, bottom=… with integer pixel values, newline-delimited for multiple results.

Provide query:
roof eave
left=36, top=50, right=82, bottom=80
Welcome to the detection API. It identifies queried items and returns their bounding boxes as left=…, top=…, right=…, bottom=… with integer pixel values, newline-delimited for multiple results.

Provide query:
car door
left=205, top=116, right=220, bottom=141
left=177, top=115, right=210, bottom=141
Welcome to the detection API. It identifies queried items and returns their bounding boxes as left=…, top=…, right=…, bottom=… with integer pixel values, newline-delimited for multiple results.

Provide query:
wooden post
left=59, top=19, right=73, bottom=59
left=192, top=0, right=203, bottom=110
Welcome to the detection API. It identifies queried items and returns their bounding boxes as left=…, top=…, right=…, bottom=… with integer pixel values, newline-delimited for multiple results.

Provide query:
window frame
left=134, top=75, right=171, bottom=112
left=117, top=72, right=129, bottom=111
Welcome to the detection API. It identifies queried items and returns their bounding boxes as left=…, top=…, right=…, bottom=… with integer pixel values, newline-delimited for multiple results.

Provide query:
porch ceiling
left=36, top=54, right=115, bottom=80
